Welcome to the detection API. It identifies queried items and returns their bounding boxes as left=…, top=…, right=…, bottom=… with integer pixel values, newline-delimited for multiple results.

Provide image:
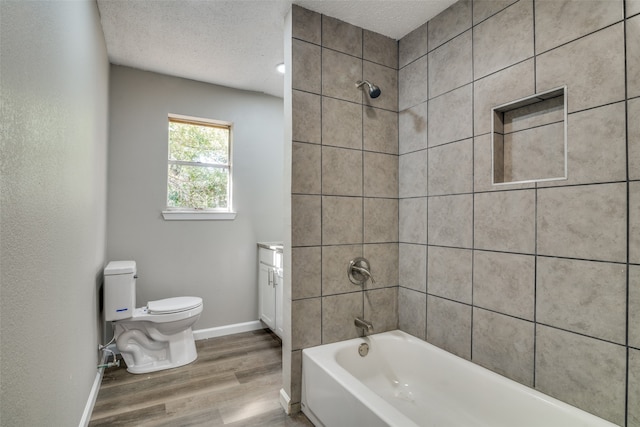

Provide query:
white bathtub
left=301, top=330, right=616, bottom=427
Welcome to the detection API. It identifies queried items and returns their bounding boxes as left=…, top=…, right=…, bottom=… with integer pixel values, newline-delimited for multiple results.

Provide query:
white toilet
left=104, top=260, right=203, bottom=374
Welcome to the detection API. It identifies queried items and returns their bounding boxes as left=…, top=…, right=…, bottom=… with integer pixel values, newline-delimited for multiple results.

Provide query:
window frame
left=162, top=113, right=236, bottom=221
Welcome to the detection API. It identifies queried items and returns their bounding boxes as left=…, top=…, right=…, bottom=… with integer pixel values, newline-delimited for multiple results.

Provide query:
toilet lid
left=147, top=296, right=202, bottom=314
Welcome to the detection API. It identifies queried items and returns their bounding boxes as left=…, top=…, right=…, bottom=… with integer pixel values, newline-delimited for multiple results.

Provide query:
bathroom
left=1, top=0, right=639, bottom=426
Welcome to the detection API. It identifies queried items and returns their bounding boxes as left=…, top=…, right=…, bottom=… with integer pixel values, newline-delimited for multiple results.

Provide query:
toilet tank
left=104, top=261, right=137, bottom=321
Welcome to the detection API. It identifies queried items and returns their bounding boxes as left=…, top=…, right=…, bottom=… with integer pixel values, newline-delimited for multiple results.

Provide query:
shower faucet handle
left=348, top=257, right=375, bottom=285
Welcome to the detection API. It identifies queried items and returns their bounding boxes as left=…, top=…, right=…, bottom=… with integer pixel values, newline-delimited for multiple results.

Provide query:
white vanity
left=257, top=242, right=283, bottom=338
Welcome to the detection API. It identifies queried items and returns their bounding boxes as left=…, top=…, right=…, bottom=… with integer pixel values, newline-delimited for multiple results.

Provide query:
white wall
left=107, top=66, right=284, bottom=330
left=0, top=1, right=109, bottom=425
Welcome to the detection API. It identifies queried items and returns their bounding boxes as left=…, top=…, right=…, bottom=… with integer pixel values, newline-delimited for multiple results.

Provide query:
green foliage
left=167, top=121, right=230, bottom=209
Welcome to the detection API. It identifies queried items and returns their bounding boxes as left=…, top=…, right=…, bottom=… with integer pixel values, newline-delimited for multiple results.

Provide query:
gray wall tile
left=399, top=55, right=428, bottom=110
left=629, top=14, right=640, bottom=98
left=629, top=0, right=640, bottom=16
left=322, top=196, right=363, bottom=245
left=630, top=98, right=640, bottom=181
left=399, top=22, right=428, bottom=69
left=292, top=90, right=321, bottom=143
left=428, top=84, right=473, bottom=147
left=474, top=190, right=536, bottom=253
left=399, top=197, right=427, bottom=244
left=292, top=246, right=322, bottom=299
left=322, top=292, right=363, bottom=344
left=473, top=0, right=518, bottom=25
left=427, top=296, right=471, bottom=359
left=398, top=287, right=426, bottom=339
left=473, top=134, right=535, bottom=192
left=363, top=107, right=398, bottom=154
left=363, top=61, right=398, bottom=111
left=292, top=298, right=322, bottom=350
left=472, top=308, right=534, bottom=386
left=399, top=150, right=428, bottom=197
left=363, top=30, right=397, bottom=69
left=629, top=349, right=640, bottom=427
left=292, top=195, right=321, bottom=246
left=631, top=265, right=640, bottom=349
left=427, top=246, right=472, bottom=304
left=322, top=15, right=362, bottom=57
left=322, top=245, right=363, bottom=296
left=292, top=5, right=321, bottom=45
left=322, top=49, right=362, bottom=103
left=428, top=194, right=473, bottom=248
left=428, top=138, right=473, bottom=196
left=473, top=0, right=534, bottom=79
left=322, top=146, right=362, bottom=196
left=363, top=243, right=399, bottom=288
left=292, top=142, right=321, bottom=194
left=364, top=152, right=398, bottom=198
left=539, top=102, right=626, bottom=188
left=535, top=0, right=623, bottom=54
left=502, top=96, right=564, bottom=133
left=364, top=198, right=398, bottom=243
left=399, top=101, right=428, bottom=154
left=364, top=288, right=398, bottom=333
left=537, top=257, right=627, bottom=344
left=427, top=0, right=471, bottom=51
left=322, top=97, right=362, bottom=150
left=473, top=250, right=535, bottom=320
left=537, top=183, right=627, bottom=262
left=474, top=59, right=535, bottom=136
left=536, top=23, right=625, bottom=113
left=502, top=122, right=565, bottom=183
left=535, top=325, right=626, bottom=425
left=399, top=243, right=427, bottom=292
left=291, top=350, right=302, bottom=402
left=632, top=181, right=640, bottom=264
left=428, top=30, right=472, bottom=99
left=292, top=39, right=321, bottom=93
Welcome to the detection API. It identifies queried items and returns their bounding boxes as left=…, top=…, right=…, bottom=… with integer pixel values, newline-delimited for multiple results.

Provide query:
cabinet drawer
left=259, top=248, right=276, bottom=266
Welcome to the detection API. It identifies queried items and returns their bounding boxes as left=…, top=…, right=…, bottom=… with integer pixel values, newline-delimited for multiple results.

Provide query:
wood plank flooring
left=89, top=329, right=314, bottom=426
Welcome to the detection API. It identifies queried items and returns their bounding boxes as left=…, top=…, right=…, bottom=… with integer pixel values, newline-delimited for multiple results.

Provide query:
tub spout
left=355, top=317, right=374, bottom=335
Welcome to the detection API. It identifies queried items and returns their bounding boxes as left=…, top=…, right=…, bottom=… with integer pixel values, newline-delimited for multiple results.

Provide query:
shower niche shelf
left=492, top=86, right=567, bottom=185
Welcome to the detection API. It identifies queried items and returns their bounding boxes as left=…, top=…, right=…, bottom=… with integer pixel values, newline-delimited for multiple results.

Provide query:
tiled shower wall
left=288, top=5, right=399, bottom=408
left=397, top=0, right=640, bottom=426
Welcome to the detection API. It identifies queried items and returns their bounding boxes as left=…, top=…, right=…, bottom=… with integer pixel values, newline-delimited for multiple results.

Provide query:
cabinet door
left=258, top=263, right=276, bottom=330
left=274, top=268, right=283, bottom=338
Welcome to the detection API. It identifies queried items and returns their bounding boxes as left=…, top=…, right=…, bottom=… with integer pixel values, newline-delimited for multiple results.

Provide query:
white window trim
left=164, top=113, right=235, bottom=221
left=161, top=210, right=237, bottom=221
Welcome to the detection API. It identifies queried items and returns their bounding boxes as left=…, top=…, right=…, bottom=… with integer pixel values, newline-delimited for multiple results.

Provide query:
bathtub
left=301, top=330, right=616, bottom=427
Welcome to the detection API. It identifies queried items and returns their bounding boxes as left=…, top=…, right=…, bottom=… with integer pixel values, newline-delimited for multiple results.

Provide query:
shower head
left=356, top=80, right=381, bottom=98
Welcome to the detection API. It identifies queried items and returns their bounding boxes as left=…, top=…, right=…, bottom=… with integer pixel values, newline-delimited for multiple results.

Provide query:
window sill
left=162, top=210, right=237, bottom=221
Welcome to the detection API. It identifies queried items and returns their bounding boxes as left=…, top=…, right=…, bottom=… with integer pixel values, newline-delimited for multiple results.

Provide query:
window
left=163, top=114, right=235, bottom=220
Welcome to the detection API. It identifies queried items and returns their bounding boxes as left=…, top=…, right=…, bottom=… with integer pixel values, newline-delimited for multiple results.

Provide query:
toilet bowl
left=104, top=261, right=203, bottom=374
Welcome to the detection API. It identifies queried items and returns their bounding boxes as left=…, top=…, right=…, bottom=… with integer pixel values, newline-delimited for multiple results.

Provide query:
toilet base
left=114, top=323, right=199, bottom=374
left=124, top=350, right=197, bottom=374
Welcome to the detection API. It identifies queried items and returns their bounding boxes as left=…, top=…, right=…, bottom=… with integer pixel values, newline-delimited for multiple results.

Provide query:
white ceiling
left=97, top=0, right=457, bottom=98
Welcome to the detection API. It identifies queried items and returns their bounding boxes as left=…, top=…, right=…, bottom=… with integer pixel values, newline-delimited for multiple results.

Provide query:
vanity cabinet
left=258, top=243, right=283, bottom=338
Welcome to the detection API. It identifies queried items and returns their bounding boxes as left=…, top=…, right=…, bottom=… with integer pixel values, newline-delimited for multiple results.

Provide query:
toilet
left=103, top=260, right=203, bottom=374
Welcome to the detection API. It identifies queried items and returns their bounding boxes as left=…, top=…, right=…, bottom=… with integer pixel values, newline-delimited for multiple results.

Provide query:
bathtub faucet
left=354, top=317, right=374, bottom=335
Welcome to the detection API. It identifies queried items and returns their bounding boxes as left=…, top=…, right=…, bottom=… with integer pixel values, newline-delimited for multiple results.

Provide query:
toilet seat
left=124, top=297, right=203, bottom=323
left=148, top=296, right=202, bottom=314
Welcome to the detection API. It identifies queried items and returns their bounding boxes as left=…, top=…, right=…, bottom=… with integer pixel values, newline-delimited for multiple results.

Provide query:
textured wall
left=107, top=66, right=284, bottom=330
left=0, top=1, right=109, bottom=425
left=397, top=0, right=640, bottom=425
left=287, top=5, right=399, bottom=409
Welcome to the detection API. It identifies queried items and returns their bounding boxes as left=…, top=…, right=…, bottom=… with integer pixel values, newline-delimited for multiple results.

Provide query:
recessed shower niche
left=492, top=86, right=567, bottom=185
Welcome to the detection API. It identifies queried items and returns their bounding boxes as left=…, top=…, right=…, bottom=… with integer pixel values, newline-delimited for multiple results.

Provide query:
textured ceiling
left=97, top=0, right=457, bottom=98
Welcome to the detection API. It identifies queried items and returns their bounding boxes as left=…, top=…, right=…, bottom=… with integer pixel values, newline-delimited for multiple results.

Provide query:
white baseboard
left=193, top=320, right=264, bottom=341
left=78, top=353, right=107, bottom=427
left=279, top=388, right=292, bottom=414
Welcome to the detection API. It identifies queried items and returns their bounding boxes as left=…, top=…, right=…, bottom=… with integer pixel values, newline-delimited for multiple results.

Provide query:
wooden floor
left=89, top=329, right=314, bottom=426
